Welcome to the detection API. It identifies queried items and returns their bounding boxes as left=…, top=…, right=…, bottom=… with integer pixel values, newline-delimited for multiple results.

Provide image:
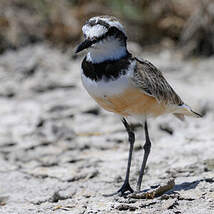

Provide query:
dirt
left=0, top=43, right=213, bottom=214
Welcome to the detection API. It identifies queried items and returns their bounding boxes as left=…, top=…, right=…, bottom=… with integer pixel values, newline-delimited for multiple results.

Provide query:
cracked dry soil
left=0, top=44, right=214, bottom=214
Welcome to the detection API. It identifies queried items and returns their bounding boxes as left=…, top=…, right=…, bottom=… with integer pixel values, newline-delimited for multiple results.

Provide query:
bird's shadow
left=172, top=180, right=200, bottom=191
left=138, top=179, right=202, bottom=198
left=142, top=179, right=201, bottom=194
left=165, top=179, right=201, bottom=196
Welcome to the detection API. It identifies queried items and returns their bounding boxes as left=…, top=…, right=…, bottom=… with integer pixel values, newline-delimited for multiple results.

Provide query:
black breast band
left=82, top=53, right=133, bottom=81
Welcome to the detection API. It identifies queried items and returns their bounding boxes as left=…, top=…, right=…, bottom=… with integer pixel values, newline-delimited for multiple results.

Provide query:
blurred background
left=0, top=0, right=214, bottom=56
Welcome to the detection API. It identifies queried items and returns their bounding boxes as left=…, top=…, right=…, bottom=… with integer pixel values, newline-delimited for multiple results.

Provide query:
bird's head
left=76, top=16, right=128, bottom=63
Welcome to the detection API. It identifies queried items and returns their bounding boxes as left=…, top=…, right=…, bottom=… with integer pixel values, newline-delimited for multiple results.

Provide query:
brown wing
left=132, top=58, right=183, bottom=106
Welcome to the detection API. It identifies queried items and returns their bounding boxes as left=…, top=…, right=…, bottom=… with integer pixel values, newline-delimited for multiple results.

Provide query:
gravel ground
left=0, top=43, right=213, bottom=214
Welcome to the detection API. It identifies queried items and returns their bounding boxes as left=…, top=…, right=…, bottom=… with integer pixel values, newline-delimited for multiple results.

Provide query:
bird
left=75, top=15, right=201, bottom=196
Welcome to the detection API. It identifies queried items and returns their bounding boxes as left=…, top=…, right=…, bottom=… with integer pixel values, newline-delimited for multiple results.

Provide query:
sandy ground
left=0, top=43, right=213, bottom=214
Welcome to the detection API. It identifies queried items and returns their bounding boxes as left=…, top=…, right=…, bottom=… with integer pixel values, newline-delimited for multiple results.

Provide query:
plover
left=76, top=15, right=201, bottom=196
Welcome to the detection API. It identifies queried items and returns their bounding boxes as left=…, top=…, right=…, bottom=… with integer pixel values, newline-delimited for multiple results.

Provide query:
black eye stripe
left=89, top=27, right=126, bottom=44
left=86, top=27, right=127, bottom=47
left=84, top=19, right=127, bottom=44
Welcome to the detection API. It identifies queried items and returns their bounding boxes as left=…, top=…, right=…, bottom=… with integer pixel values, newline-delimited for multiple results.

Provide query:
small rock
left=115, top=203, right=138, bottom=211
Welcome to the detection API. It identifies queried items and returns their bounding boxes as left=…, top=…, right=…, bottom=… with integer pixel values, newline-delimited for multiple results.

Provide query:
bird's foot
left=103, top=181, right=134, bottom=197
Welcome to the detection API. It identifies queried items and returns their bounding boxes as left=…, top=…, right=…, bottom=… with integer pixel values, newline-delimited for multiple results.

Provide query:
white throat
left=86, top=37, right=127, bottom=64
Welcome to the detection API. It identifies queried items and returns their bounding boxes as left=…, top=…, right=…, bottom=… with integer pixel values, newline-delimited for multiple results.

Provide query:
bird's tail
left=173, top=104, right=202, bottom=121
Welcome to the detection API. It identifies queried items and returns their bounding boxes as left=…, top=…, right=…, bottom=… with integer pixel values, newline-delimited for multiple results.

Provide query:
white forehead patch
left=90, top=16, right=126, bottom=35
left=82, top=24, right=108, bottom=39
left=82, top=16, right=126, bottom=39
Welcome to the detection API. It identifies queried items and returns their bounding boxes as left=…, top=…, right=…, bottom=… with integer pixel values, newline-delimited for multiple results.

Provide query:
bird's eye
left=83, top=33, right=86, bottom=38
left=91, top=36, right=97, bottom=41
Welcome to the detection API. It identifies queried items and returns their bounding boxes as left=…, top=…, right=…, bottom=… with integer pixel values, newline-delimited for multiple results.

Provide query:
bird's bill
left=75, top=39, right=94, bottom=53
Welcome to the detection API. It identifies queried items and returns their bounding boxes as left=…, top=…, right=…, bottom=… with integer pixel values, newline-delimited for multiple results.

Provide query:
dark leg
left=104, top=118, right=135, bottom=196
left=136, top=121, right=151, bottom=192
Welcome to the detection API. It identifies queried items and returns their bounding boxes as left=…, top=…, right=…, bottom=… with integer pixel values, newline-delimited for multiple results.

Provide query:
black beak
left=75, top=39, right=94, bottom=53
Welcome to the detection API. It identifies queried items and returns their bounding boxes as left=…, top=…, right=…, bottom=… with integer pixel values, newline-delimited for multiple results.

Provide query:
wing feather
left=132, top=58, right=183, bottom=106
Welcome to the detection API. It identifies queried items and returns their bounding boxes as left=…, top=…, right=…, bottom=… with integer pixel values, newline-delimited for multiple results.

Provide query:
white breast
left=81, top=60, right=136, bottom=98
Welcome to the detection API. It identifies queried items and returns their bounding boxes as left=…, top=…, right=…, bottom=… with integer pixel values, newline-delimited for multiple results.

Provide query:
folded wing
left=131, top=58, right=201, bottom=120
